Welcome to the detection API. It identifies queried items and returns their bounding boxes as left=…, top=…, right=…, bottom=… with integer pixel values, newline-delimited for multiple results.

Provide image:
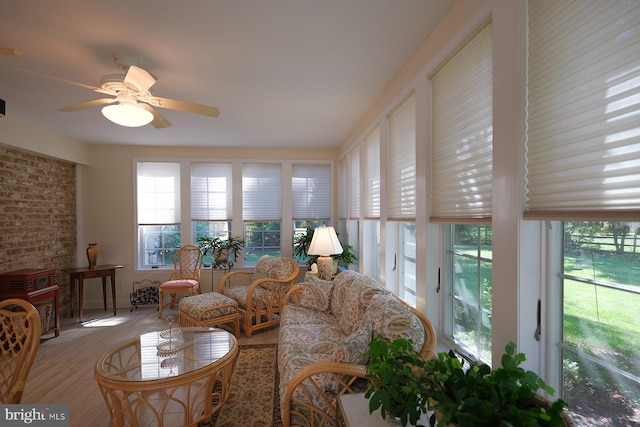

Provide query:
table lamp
left=307, top=225, right=343, bottom=280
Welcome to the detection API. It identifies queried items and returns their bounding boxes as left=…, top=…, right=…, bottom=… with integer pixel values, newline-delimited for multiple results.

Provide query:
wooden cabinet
left=0, top=268, right=60, bottom=337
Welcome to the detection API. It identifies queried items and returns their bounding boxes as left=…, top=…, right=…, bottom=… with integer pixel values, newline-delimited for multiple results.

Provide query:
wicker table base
left=94, top=327, right=237, bottom=427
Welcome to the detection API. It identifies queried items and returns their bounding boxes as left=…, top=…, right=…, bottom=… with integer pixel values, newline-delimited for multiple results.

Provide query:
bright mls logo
left=1, top=404, right=69, bottom=426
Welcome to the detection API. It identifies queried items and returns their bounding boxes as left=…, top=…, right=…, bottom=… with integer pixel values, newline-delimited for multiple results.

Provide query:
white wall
left=0, top=116, right=90, bottom=165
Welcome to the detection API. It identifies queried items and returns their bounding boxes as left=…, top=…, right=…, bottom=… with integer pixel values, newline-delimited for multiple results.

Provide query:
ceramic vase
left=87, top=243, right=99, bottom=269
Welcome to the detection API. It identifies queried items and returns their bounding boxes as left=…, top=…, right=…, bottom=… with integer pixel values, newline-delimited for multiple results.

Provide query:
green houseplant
left=365, top=335, right=571, bottom=427
left=293, top=227, right=358, bottom=268
left=365, top=334, right=430, bottom=426
left=196, top=236, right=245, bottom=265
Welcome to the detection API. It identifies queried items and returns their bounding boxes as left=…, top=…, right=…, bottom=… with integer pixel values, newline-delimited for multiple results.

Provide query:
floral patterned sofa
left=278, top=270, right=437, bottom=427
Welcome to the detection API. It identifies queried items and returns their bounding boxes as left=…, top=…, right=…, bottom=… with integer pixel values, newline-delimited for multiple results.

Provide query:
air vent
left=10, top=279, right=33, bottom=291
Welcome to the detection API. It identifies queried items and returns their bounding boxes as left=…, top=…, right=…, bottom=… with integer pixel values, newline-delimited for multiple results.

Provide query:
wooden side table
left=62, top=264, right=123, bottom=322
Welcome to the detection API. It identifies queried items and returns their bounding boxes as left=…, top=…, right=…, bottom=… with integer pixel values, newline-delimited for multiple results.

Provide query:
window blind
left=137, top=162, right=181, bottom=224
left=526, top=1, right=640, bottom=220
left=191, top=163, right=232, bottom=221
left=430, top=22, right=493, bottom=222
left=242, top=163, right=282, bottom=221
left=387, top=93, right=416, bottom=220
left=292, top=163, right=331, bottom=220
left=349, top=147, right=360, bottom=219
left=365, top=127, right=381, bottom=219
left=338, top=159, right=348, bottom=220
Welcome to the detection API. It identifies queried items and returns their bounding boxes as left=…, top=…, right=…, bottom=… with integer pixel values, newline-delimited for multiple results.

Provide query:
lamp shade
left=101, top=103, right=153, bottom=127
left=307, top=225, right=343, bottom=256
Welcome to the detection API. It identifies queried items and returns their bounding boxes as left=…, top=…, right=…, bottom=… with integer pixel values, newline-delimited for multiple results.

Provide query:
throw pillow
left=298, top=274, right=334, bottom=312
left=332, top=323, right=373, bottom=364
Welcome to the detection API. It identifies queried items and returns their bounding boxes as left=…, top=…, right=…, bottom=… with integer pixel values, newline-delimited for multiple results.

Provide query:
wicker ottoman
left=178, top=292, right=240, bottom=337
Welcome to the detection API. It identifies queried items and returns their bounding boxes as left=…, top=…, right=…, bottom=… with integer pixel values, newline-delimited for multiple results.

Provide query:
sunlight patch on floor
left=82, top=316, right=129, bottom=327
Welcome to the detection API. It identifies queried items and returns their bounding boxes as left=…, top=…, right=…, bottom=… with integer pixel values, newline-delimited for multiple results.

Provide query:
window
left=136, top=162, right=181, bottom=268
left=430, top=22, right=493, bottom=222
left=386, top=222, right=417, bottom=305
left=362, top=220, right=380, bottom=281
left=292, top=163, right=331, bottom=263
left=349, top=147, right=360, bottom=220
left=338, top=158, right=348, bottom=222
left=558, top=221, right=639, bottom=425
left=242, top=163, right=282, bottom=262
left=387, top=93, right=416, bottom=221
left=525, top=2, right=640, bottom=220
left=136, top=160, right=334, bottom=269
left=386, top=93, right=417, bottom=302
left=191, top=163, right=232, bottom=265
left=446, top=224, right=493, bottom=364
left=430, top=21, right=493, bottom=361
left=527, top=2, right=640, bottom=423
left=363, top=127, right=381, bottom=279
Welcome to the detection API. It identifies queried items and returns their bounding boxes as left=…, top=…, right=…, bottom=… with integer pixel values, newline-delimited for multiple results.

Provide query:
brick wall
left=0, top=144, right=76, bottom=316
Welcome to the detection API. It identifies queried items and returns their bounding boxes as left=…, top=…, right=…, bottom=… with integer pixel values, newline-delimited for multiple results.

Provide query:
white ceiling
left=0, top=0, right=453, bottom=149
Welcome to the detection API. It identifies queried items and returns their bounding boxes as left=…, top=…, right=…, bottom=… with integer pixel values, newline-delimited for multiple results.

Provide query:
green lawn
left=453, top=245, right=640, bottom=377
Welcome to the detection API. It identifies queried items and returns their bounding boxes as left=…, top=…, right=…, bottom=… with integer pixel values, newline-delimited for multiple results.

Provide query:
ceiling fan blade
left=139, top=103, right=172, bottom=128
left=124, top=65, right=156, bottom=91
left=147, top=96, right=220, bottom=118
left=11, top=67, right=113, bottom=95
left=57, top=98, right=116, bottom=112
left=0, top=47, right=21, bottom=56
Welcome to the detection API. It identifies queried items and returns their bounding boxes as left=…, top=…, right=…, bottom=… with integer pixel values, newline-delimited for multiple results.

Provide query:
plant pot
left=214, top=248, right=229, bottom=264
left=432, top=395, right=575, bottom=427
left=525, top=395, right=576, bottom=427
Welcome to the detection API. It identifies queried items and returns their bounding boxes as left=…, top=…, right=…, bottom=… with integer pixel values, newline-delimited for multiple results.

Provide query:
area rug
left=206, top=343, right=283, bottom=427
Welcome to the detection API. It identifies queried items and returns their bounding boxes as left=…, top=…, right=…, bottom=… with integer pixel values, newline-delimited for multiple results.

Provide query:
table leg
left=110, top=273, right=117, bottom=316
left=102, top=276, right=107, bottom=312
left=70, top=276, right=76, bottom=318
left=78, top=277, right=84, bottom=323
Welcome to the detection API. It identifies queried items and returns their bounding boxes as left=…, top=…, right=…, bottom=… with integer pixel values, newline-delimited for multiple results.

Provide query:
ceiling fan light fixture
left=101, top=103, right=153, bottom=127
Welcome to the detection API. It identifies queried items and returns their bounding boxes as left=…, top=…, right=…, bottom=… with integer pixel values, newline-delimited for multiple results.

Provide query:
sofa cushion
left=298, top=274, right=334, bottom=312
left=178, top=292, right=237, bottom=320
left=222, top=284, right=253, bottom=309
left=337, top=274, right=390, bottom=335
left=279, top=305, right=348, bottom=359
left=329, top=271, right=358, bottom=318
left=253, top=255, right=295, bottom=282
left=362, top=293, right=426, bottom=352
left=332, top=323, right=372, bottom=364
left=160, top=279, right=199, bottom=289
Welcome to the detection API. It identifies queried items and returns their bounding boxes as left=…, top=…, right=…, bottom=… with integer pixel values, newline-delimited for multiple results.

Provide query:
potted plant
left=196, top=236, right=245, bottom=265
left=293, top=227, right=358, bottom=269
left=365, top=334, right=572, bottom=427
left=365, top=334, right=430, bottom=426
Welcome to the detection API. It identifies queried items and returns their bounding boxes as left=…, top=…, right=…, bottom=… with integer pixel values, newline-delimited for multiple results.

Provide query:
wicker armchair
left=0, top=299, right=42, bottom=404
left=158, top=244, right=203, bottom=319
left=219, top=256, right=299, bottom=337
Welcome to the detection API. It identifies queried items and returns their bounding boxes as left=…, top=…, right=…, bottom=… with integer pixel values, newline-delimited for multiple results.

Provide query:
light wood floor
left=21, top=305, right=280, bottom=427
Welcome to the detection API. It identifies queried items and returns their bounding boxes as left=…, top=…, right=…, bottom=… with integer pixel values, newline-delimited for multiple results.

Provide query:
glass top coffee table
left=94, top=326, right=237, bottom=427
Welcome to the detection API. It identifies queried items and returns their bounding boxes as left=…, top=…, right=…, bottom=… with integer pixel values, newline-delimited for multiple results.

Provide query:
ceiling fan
left=16, top=54, right=220, bottom=128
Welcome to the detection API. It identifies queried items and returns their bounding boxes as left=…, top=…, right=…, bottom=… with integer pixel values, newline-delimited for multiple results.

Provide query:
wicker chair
left=219, top=256, right=299, bottom=337
left=0, top=299, right=42, bottom=404
left=158, top=244, right=204, bottom=319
